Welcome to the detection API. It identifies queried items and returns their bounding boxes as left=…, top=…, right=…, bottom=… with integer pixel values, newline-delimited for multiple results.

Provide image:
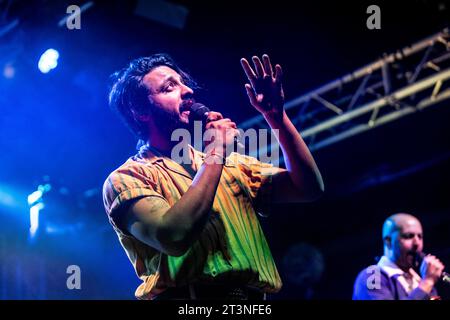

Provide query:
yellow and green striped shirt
left=103, top=144, right=283, bottom=299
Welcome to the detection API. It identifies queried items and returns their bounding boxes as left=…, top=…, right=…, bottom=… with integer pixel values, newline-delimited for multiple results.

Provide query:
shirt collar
left=377, top=256, right=422, bottom=293
left=136, top=143, right=236, bottom=179
left=377, top=256, right=405, bottom=277
left=377, top=255, right=422, bottom=281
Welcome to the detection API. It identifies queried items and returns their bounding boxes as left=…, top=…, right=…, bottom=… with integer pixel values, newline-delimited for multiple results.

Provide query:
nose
left=412, top=234, right=422, bottom=247
left=181, top=83, right=194, bottom=97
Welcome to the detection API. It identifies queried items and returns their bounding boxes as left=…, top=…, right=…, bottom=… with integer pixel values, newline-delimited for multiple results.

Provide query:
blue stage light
left=29, top=202, right=44, bottom=238
left=38, top=49, right=59, bottom=74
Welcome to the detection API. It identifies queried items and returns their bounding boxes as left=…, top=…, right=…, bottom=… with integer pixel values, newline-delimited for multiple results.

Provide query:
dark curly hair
left=108, top=53, right=197, bottom=140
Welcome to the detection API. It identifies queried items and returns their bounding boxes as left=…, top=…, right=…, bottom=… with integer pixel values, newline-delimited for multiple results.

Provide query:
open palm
left=240, top=54, right=285, bottom=116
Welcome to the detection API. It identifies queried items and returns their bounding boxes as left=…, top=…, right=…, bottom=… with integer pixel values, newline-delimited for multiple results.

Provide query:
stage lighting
left=29, top=202, right=44, bottom=238
left=3, top=63, right=15, bottom=79
left=38, top=49, right=59, bottom=74
left=27, top=184, right=51, bottom=239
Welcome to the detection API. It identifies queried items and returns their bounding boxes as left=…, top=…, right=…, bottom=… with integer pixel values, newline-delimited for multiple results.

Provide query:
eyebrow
left=157, top=75, right=183, bottom=91
left=400, top=232, right=422, bottom=238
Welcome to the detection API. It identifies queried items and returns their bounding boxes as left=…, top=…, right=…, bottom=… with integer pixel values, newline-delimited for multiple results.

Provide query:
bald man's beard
left=397, top=251, right=418, bottom=270
left=405, top=254, right=416, bottom=268
left=406, top=250, right=421, bottom=267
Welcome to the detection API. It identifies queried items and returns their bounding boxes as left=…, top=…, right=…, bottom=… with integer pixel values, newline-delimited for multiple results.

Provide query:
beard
left=398, top=251, right=420, bottom=270
left=150, top=104, right=189, bottom=136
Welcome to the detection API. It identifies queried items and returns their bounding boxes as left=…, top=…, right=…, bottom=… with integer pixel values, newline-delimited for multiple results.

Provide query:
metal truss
left=239, top=28, right=450, bottom=156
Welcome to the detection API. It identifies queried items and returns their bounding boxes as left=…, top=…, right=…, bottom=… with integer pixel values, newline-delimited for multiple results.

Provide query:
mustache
left=179, top=98, right=195, bottom=112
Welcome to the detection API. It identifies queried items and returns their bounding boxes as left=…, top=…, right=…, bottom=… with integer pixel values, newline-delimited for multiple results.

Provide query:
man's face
left=391, top=218, right=424, bottom=269
left=142, top=65, right=194, bottom=131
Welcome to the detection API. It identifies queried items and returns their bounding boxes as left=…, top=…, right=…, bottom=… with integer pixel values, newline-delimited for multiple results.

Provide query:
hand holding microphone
left=416, top=252, right=449, bottom=285
left=189, top=103, right=241, bottom=162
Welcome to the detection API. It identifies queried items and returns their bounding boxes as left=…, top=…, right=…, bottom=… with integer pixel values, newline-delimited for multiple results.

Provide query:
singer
left=102, top=53, right=323, bottom=300
left=353, top=213, right=446, bottom=300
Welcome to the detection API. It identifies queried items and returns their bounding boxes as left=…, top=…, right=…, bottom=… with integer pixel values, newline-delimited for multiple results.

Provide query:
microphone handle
left=442, top=272, right=450, bottom=285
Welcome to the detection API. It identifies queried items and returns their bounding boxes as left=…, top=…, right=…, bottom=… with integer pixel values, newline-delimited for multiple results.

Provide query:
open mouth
left=179, top=99, right=194, bottom=113
left=179, top=99, right=194, bottom=121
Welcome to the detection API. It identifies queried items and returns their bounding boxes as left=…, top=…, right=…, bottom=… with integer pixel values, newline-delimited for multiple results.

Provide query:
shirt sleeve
left=407, top=287, right=432, bottom=300
left=234, top=153, right=285, bottom=217
left=102, top=163, right=170, bottom=236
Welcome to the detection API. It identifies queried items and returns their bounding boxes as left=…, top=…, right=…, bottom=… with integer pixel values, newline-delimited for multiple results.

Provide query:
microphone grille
left=190, top=103, right=210, bottom=120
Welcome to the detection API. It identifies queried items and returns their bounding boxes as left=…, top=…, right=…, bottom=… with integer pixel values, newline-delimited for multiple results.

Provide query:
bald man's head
left=382, top=213, right=421, bottom=240
left=382, top=213, right=424, bottom=270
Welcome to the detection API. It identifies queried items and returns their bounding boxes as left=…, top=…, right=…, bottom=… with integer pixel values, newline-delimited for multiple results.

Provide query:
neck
left=396, top=262, right=411, bottom=273
left=150, top=137, right=174, bottom=154
left=147, top=129, right=190, bottom=158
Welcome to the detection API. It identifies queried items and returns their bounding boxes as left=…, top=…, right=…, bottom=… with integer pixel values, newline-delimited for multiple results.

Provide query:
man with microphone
left=103, top=53, right=324, bottom=300
left=353, top=213, right=446, bottom=300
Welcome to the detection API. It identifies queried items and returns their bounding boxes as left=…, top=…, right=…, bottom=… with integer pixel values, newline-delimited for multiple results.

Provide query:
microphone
left=189, top=103, right=211, bottom=121
left=415, top=252, right=450, bottom=285
left=189, top=103, right=243, bottom=150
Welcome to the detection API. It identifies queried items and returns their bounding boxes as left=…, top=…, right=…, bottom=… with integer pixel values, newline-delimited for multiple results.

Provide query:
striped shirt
left=103, top=144, right=283, bottom=299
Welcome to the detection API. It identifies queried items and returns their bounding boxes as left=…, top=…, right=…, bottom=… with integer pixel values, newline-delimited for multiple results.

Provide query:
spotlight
left=29, top=202, right=44, bottom=238
left=3, top=63, right=15, bottom=79
left=27, top=183, right=51, bottom=239
left=38, top=49, right=59, bottom=74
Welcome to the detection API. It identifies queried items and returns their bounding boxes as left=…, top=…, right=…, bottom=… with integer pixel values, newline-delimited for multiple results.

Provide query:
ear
left=384, top=236, right=392, bottom=249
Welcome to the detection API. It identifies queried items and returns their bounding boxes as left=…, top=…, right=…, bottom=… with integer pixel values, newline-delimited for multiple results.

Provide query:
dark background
left=0, top=0, right=449, bottom=299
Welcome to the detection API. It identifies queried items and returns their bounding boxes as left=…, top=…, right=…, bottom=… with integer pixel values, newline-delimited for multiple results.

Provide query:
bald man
left=352, top=213, right=445, bottom=300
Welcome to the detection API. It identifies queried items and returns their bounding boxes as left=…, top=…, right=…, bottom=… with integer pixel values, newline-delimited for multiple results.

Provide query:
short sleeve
left=102, top=163, right=169, bottom=236
left=234, top=154, right=285, bottom=216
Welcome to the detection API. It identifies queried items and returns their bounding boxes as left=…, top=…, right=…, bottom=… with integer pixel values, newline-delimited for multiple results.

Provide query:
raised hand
left=240, top=54, right=285, bottom=117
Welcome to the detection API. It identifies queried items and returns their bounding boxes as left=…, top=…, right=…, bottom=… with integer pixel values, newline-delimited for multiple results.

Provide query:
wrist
left=263, top=108, right=285, bottom=124
left=419, top=278, right=436, bottom=293
left=204, top=151, right=226, bottom=165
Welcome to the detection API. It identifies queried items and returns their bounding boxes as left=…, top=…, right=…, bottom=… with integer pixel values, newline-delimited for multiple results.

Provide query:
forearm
left=159, top=158, right=224, bottom=252
left=264, top=110, right=324, bottom=200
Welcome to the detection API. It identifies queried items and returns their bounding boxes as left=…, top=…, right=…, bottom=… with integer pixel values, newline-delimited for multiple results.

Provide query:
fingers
left=204, top=117, right=239, bottom=153
left=432, top=258, right=444, bottom=271
left=424, top=255, right=436, bottom=264
left=245, top=83, right=258, bottom=106
left=424, top=255, right=445, bottom=273
left=205, top=111, right=237, bottom=129
left=262, top=54, right=273, bottom=77
left=240, top=58, right=257, bottom=89
left=275, top=64, right=283, bottom=85
left=205, top=111, right=223, bottom=122
left=242, top=54, right=281, bottom=83
left=205, top=118, right=237, bottom=130
left=252, top=56, right=265, bottom=78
